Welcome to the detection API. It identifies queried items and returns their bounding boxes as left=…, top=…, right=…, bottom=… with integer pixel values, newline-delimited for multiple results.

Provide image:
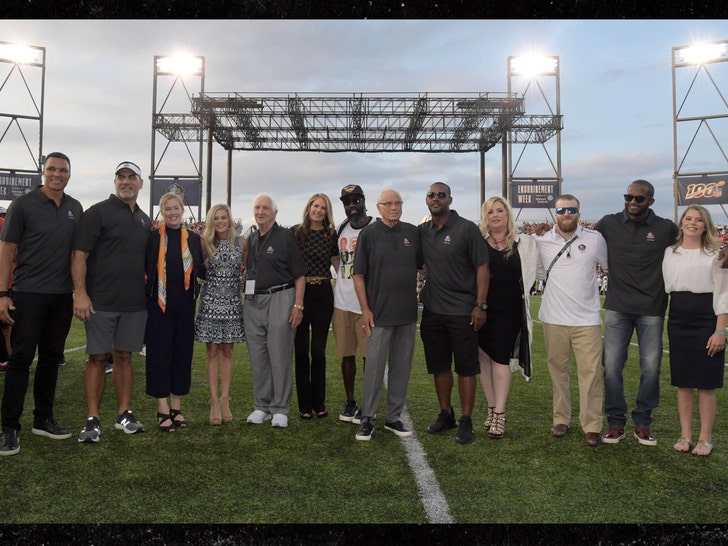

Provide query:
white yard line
left=398, top=407, right=455, bottom=524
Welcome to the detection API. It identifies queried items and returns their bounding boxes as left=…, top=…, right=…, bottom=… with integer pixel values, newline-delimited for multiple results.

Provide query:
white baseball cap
left=115, top=161, right=142, bottom=177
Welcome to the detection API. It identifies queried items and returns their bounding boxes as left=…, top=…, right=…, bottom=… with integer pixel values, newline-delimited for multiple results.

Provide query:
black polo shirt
left=595, top=208, right=678, bottom=316
left=418, top=210, right=489, bottom=316
left=354, top=220, right=421, bottom=326
left=73, top=194, right=151, bottom=311
left=1, top=186, right=82, bottom=294
left=246, top=223, right=306, bottom=290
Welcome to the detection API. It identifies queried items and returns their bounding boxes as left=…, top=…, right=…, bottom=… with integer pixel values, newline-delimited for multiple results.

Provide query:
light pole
left=671, top=40, right=728, bottom=223
left=0, top=41, right=45, bottom=201
left=507, top=54, right=561, bottom=218
left=151, top=54, right=205, bottom=221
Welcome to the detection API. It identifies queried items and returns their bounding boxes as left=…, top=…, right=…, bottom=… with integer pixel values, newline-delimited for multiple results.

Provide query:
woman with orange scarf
left=144, top=192, right=204, bottom=432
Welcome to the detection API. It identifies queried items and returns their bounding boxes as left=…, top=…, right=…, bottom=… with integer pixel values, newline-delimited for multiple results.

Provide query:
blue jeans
left=603, top=310, right=664, bottom=428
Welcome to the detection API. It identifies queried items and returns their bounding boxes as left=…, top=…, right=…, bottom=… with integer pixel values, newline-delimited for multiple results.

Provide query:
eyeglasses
left=342, top=197, right=363, bottom=205
left=426, top=191, right=449, bottom=199
left=555, top=207, right=579, bottom=215
left=623, top=194, right=648, bottom=203
left=378, top=201, right=403, bottom=208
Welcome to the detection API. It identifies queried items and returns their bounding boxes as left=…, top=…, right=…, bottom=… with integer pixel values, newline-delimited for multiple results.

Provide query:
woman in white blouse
left=662, top=205, right=728, bottom=456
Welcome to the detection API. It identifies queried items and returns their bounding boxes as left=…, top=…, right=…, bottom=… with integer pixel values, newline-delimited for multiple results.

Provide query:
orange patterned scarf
left=157, top=223, right=193, bottom=312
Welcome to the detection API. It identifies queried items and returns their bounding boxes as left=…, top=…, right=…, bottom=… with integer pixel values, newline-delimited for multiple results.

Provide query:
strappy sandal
left=483, top=406, right=495, bottom=430
left=157, top=412, right=176, bottom=433
left=488, top=412, right=506, bottom=439
left=299, top=411, right=312, bottom=420
left=673, top=437, right=692, bottom=453
left=692, top=440, right=713, bottom=456
left=170, top=408, right=188, bottom=428
left=316, top=409, right=329, bottom=418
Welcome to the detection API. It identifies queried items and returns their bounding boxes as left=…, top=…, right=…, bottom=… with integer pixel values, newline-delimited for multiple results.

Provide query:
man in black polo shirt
left=419, top=182, right=490, bottom=444
left=352, top=189, right=420, bottom=441
left=595, top=180, right=678, bottom=446
left=72, top=161, right=152, bottom=443
left=0, top=152, right=83, bottom=456
left=243, top=193, right=306, bottom=429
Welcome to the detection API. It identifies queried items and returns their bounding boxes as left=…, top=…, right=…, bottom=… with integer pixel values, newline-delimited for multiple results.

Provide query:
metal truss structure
left=153, top=88, right=562, bottom=213
left=153, top=91, right=562, bottom=154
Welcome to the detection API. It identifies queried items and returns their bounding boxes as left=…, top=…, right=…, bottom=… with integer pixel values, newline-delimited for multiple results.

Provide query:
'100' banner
left=677, top=175, right=728, bottom=205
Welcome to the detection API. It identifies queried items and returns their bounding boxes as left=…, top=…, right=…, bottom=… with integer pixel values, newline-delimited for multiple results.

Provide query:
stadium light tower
left=671, top=39, right=728, bottom=222
left=0, top=41, right=46, bottom=201
left=506, top=54, right=562, bottom=217
left=151, top=53, right=205, bottom=221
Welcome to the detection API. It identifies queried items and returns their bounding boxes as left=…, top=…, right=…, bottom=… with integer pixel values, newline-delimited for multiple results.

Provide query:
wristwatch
left=476, top=302, right=488, bottom=311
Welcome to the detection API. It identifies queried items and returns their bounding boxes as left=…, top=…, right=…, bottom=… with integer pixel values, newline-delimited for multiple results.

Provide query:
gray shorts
left=85, top=310, right=147, bottom=355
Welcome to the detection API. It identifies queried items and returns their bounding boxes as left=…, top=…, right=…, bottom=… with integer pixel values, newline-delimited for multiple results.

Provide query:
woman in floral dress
left=195, top=204, right=246, bottom=425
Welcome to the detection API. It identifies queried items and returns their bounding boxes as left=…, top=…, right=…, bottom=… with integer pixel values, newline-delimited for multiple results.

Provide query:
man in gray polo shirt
left=353, top=189, right=421, bottom=441
left=419, top=182, right=489, bottom=445
left=0, top=152, right=83, bottom=456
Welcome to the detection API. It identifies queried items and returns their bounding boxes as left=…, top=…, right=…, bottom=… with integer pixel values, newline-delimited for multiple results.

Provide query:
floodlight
left=0, top=42, right=43, bottom=65
left=509, top=55, right=558, bottom=77
left=678, top=42, right=727, bottom=65
left=156, top=55, right=203, bottom=75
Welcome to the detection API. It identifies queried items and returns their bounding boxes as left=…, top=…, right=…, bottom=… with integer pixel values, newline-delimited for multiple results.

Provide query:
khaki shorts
left=332, top=308, right=367, bottom=358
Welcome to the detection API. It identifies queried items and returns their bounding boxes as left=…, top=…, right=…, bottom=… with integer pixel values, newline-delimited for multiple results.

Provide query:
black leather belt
left=255, top=282, right=294, bottom=295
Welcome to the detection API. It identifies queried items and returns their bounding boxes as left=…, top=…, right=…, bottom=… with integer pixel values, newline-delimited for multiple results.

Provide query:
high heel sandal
left=157, top=412, right=176, bottom=433
left=220, top=396, right=233, bottom=423
left=170, top=408, right=188, bottom=428
left=210, top=398, right=222, bottom=425
left=483, top=406, right=495, bottom=430
left=488, top=412, right=506, bottom=439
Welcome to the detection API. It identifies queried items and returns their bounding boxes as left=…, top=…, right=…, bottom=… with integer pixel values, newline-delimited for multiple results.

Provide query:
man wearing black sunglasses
left=333, top=185, right=374, bottom=424
left=595, top=180, right=678, bottom=447
left=419, top=182, right=489, bottom=444
left=534, top=194, right=608, bottom=447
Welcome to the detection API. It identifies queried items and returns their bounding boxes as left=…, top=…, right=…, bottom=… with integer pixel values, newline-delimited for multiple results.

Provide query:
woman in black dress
left=145, top=192, right=204, bottom=431
left=477, top=196, right=539, bottom=439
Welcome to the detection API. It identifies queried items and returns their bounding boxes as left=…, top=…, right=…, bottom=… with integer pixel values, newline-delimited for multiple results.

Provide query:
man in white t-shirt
left=333, top=185, right=374, bottom=423
left=534, top=194, right=608, bottom=448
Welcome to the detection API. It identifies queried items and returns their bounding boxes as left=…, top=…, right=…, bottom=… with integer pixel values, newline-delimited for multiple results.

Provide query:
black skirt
left=668, top=291, right=724, bottom=389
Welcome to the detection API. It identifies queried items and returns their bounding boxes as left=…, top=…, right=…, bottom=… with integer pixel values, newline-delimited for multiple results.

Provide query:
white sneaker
left=271, top=413, right=288, bottom=428
left=246, top=410, right=272, bottom=424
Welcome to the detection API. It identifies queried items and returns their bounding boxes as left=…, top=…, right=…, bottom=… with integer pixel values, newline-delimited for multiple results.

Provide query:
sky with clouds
left=1, top=19, right=727, bottom=229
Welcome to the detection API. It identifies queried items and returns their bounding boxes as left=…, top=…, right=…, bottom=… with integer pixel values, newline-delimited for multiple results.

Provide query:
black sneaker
left=355, top=417, right=374, bottom=441
left=0, top=427, right=19, bottom=456
left=384, top=420, right=413, bottom=438
left=31, top=417, right=72, bottom=440
left=78, top=417, right=101, bottom=443
left=352, top=410, right=363, bottom=425
left=428, top=408, right=457, bottom=434
left=115, top=410, right=144, bottom=434
left=339, top=400, right=358, bottom=422
left=455, top=415, right=474, bottom=444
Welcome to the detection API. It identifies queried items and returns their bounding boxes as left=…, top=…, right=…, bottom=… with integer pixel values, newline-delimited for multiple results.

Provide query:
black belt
left=255, top=282, right=294, bottom=295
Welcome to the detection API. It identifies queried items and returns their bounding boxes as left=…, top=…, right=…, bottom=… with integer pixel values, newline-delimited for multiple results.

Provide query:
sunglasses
left=426, top=191, right=449, bottom=199
left=555, top=207, right=579, bottom=215
left=623, top=194, right=648, bottom=203
left=342, top=197, right=363, bottom=205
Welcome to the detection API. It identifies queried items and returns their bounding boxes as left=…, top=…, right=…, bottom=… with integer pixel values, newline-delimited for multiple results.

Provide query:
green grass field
left=1, top=296, right=727, bottom=531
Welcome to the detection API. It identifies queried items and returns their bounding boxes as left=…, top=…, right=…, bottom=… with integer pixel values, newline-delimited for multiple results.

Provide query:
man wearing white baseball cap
left=72, top=161, right=152, bottom=443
